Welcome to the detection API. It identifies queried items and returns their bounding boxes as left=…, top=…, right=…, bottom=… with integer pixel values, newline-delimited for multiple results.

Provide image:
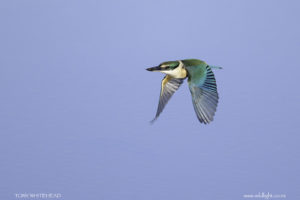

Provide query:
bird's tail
left=209, top=65, right=223, bottom=70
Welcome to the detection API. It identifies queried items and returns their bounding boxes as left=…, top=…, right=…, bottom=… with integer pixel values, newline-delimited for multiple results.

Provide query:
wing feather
left=188, top=65, right=219, bottom=124
left=151, top=75, right=184, bottom=123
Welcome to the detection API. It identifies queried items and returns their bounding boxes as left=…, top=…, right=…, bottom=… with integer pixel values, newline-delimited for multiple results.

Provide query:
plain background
left=0, top=0, right=299, bottom=199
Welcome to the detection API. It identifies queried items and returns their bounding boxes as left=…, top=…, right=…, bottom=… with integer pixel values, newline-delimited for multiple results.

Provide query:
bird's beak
left=146, top=66, right=161, bottom=72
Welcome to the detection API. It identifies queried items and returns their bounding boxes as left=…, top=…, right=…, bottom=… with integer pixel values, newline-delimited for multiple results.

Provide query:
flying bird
left=147, top=59, right=222, bottom=124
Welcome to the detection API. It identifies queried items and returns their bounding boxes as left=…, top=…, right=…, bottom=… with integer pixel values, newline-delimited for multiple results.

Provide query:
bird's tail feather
left=209, top=65, right=222, bottom=70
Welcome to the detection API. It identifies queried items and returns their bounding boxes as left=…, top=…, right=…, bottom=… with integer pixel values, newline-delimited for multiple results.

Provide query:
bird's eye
left=165, top=66, right=170, bottom=70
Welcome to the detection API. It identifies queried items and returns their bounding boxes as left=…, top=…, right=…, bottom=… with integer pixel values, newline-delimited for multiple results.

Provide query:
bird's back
left=182, top=59, right=208, bottom=85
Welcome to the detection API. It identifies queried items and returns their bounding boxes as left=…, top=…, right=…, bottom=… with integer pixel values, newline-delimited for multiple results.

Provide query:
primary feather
left=151, top=75, right=184, bottom=123
left=186, top=64, right=219, bottom=124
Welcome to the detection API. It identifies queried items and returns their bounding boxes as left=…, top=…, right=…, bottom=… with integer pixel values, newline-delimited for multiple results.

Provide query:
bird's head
left=146, top=61, right=180, bottom=73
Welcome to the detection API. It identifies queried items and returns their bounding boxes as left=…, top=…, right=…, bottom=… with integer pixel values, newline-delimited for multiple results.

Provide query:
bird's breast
left=162, top=61, right=187, bottom=79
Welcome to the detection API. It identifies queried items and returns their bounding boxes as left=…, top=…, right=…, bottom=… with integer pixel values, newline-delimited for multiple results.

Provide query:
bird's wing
left=151, top=75, right=184, bottom=123
left=188, top=65, right=219, bottom=124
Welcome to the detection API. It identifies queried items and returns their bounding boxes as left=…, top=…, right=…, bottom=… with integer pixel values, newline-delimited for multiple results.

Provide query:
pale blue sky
left=0, top=0, right=299, bottom=199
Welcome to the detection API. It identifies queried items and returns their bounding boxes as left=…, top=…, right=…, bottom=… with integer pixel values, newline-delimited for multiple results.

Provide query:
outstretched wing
left=151, top=75, right=184, bottom=123
left=188, top=65, right=219, bottom=124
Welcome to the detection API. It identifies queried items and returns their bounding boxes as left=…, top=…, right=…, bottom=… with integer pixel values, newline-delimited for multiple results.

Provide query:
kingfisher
left=146, top=59, right=222, bottom=124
